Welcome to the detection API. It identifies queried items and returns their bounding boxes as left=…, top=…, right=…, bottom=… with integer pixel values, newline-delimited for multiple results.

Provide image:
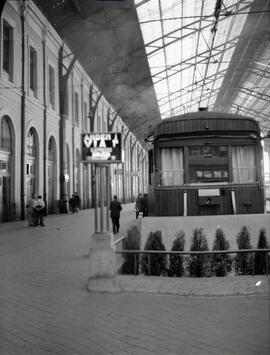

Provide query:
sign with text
left=82, top=132, right=122, bottom=163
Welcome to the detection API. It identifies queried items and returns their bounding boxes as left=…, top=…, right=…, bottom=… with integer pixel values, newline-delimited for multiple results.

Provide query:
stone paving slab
left=0, top=208, right=270, bottom=354
left=88, top=274, right=270, bottom=296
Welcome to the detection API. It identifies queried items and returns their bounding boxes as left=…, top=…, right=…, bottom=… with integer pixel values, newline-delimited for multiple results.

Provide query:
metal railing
left=116, top=248, right=270, bottom=277
left=113, top=235, right=126, bottom=246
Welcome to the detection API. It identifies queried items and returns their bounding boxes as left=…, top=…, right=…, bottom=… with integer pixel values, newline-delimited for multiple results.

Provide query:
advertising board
left=82, top=132, right=122, bottom=163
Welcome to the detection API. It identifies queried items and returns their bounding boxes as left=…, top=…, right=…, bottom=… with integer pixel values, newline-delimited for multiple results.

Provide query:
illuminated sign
left=82, top=133, right=122, bottom=163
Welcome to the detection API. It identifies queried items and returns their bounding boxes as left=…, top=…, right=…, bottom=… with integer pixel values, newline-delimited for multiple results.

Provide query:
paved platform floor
left=0, top=208, right=269, bottom=355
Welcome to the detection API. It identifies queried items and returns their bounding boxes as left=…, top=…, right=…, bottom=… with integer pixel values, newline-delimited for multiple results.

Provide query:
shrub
left=121, top=226, right=140, bottom=275
left=188, top=228, right=210, bottom=277
left=169, top=231, right=185, bottom=277
left=211, top=227, right=232, bottom=277
left=234, top=226, right=253, bottom=275
left=254, top=228, right=270, bottom=275
left=141, top=231, right=167, bottom=276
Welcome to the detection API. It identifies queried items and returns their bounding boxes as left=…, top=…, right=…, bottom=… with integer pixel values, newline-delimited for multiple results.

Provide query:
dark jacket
left=110, top=199, right=122, bottom=218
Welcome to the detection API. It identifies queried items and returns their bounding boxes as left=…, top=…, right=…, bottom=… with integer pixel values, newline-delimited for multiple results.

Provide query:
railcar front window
left=189, top=145, right=228, bottom=183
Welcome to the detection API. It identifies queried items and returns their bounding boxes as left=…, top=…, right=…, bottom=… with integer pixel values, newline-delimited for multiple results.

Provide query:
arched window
left=26, top=129, right=37, bottom=157
left=0, top=116, right=12, bottom=151
left=48, top=137, right=55, bottom=161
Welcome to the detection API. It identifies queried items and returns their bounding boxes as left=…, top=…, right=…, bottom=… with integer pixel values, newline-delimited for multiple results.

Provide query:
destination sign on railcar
left=81, top=132, right=122, bottom=163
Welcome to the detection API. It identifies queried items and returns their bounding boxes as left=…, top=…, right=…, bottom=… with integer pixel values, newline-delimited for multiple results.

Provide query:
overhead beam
left=135, top=0, right=151, bottom=8
left=0, top=0, right=6, bottom=17
left=142, top=38, right=237, bottom=87
left=141, top=0, right=249, bottom=59
left=157, top=68, right=227, bottom=107
left=214, top=0, right=270, bottom=111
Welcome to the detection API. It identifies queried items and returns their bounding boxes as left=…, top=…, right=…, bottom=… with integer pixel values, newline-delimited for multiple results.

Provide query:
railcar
left=147, top=110, right=264, bottom=216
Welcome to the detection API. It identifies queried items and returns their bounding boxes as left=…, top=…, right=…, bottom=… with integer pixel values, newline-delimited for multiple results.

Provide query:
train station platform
left=0, top=207, right=269, bottom=355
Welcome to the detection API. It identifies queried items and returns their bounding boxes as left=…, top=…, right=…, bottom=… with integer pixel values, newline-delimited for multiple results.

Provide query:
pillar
left=88, top=164, right=120, bottom=292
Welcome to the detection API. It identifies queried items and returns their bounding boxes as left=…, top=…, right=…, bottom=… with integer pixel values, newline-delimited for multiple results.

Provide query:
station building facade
left=0, top=0, right=148, bottom=222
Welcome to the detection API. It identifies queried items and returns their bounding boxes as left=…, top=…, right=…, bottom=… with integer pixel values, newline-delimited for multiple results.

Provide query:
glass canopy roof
left=135, top=0, right=269, bottom=124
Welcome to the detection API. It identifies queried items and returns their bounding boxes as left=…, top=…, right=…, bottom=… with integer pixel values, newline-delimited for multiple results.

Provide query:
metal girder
left=231, top=103, right=270, bottom=132
left=156, top=67, right=228, bottom=108
left=157, top=75, right=224, bottom=112
left=150, top=38, right=237, bottom=86
left=232, top=102, right=269, bottom=121
left=144, top=18, right=212, bottom=58
left=189, top=0, right=205, bottom=112
left=248, top=66, right=270, bottom=80
left=203, top=7, right=240, bottom=109
left=240, top=87, right=270, bottom=103
left=197, top=0, right=243, bottom=107
left=199, top=0, right=238, bottom=107
left=236, top=64, right=270, bottom=110
left=135, top=0, right=151, bottom=8
left=161, top=90, right=219, bottom=117
left=158, top=69, right=226, bottom=110
left=142, top=0, right=250, bottom=59
left=162, top=87, right=220, bottom=116
left=157, top=0, right=173, bottom=115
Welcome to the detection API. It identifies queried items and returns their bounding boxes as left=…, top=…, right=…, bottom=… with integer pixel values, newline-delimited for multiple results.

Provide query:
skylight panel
left=135, top=0, right=251, bottom=118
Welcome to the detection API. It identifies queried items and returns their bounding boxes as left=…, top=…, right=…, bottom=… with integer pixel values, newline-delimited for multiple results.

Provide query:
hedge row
left=121, top=226, right=270, bottom=277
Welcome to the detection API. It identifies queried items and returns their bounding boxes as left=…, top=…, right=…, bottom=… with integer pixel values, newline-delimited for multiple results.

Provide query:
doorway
left=26, top=128, right=38, bottom=203
left=0, top=116, right=14, bottom=222
left=48, top=137, right=56, bottom=213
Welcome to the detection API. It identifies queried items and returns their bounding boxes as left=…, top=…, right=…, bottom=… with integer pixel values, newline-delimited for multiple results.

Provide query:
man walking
left=109, top=195, right=122, bottom=235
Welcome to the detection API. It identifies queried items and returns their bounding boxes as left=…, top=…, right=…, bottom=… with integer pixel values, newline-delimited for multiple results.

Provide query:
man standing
left=26, top=193, right=37, bottom=226
left=109, top=195, right=122, bottom=235
left=69, top=194, right=76, bottom=213
left=33, top=195, right=46, bottom=226
left=73, top=192, right=81, bottom=212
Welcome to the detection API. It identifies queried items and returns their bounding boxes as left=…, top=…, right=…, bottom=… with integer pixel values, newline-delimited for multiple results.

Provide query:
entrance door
left=2, top=175, right=11, bottom=221
left=0, top=161, right=11, bottom=222
left=0, top=117, right=13, bottom=221
left=26, top=129, right=38, bottom=202
left=48, top=137, right=56, bottom=214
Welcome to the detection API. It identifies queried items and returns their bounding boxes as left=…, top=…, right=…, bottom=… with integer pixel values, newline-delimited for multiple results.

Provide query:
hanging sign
left=82, top=132, right=122, bottom=163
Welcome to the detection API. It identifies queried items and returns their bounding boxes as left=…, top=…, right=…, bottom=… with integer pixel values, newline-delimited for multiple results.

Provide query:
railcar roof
left=162, top=110, right=258, bottom=121
left=147, top=110, right=261, bottom=140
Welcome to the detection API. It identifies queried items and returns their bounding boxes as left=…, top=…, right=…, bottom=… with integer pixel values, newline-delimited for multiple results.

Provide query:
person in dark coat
left=73, top=192, right=81, bottom=212
left=109, top=195, right=122, bottom=235
left=69, top=195, right=76, bottom=213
